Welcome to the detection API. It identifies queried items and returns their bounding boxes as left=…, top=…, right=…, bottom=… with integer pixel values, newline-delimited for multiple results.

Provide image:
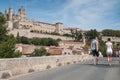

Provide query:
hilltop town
left=5, top=7, right=83, bottom=40
left=3, top=7, right=120, bottom=57
left=4, top=7, right=86, bottom=56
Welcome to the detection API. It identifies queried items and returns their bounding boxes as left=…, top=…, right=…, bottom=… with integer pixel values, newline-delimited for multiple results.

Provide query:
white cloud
left=24, top=0, right=120, bottom=30
left=52, top=0, right=120, bottom=30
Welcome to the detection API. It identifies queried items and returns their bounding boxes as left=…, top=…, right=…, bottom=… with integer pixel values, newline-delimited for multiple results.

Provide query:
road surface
left=10, top=58, right=120, bottom=80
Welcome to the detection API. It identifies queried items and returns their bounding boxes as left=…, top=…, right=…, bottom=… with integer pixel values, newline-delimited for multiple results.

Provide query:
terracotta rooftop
left=15, top=44, right=35, bottom=55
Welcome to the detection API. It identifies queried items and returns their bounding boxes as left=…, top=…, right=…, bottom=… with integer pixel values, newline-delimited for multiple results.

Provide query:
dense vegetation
left=16, top=34, right=59, bottom=46
left=85, top=29, right=106, bottom=56
left=85, top=29, right=100, bottom=40
left=30, top=29, right=83, bottom=42
left=1, top=11, right=120, bottom=58
left=0, top=12, right=8, bottom=43
left=102, top=29, right=120, bottom=37
left=85, top=29, right=120, bottom=57
left=0, top=12, right=21, bottom=58
left=30, top=47, right=50, bottom=56
left=71, top=29, right=83, bottom=42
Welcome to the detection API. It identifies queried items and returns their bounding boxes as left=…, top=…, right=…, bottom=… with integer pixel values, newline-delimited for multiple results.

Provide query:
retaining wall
left=0, top=55, right=93, bottom=79
left=9, top=29, right=74, bottom=40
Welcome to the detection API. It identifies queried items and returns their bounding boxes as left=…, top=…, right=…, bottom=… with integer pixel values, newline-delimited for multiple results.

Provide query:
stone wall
left=0, top=55, right=93, bottom=79
left=102, top=36, right=120, bottom=42
left=9, top=29, right=74, bottom=40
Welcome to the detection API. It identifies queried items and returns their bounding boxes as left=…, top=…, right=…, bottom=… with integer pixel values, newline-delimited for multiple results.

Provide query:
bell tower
left=8, top=7, right=13, bottom=20
left=5, top=7, right=13, bottom=30
left=18, top=6, right=26, bottom=20
left=55, top=22, right=63, bottom=34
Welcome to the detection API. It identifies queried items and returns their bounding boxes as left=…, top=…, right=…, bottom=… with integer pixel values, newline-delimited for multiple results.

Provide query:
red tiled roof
left=15, top=44, right=35, bottom=55
left=48, top=48, right=62, bottom=55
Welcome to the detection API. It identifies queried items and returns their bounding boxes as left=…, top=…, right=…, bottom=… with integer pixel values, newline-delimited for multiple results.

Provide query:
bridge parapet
left=0, top=55, right=93, bottom=79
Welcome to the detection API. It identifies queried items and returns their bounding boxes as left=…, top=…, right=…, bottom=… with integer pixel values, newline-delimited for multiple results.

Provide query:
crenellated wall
left=0, top=55, right=93, bottom=79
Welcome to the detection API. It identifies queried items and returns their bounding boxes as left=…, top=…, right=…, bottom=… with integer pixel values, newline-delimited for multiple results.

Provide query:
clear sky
left=0, top=0, right=120, bottom=30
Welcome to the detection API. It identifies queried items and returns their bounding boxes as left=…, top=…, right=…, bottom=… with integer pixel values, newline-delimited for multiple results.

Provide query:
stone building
left=5, top=7, right=64, bottom=34
left=102, top=36, right=120, bottom=42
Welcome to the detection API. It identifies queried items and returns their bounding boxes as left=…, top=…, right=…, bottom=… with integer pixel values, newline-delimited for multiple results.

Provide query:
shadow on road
left=80, top=57, right=120, bottom=68
left=84, top=63, right=120, bottom=68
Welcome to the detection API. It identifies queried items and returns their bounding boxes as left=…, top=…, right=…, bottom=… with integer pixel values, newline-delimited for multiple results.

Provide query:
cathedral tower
left=18, top=7, right=26, bottom=20
left=55, top=22, right=63, bottom=34
left=8, top=7, right=13, bottom=20
left=5, top=9, right=9, bottom=20
left=5, top=7, right=13, bottom=30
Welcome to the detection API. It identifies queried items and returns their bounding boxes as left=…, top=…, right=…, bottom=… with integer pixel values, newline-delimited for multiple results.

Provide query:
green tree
left=30, top=37, right=41, bottom=45
left=70, top=29, right=83, bottom=42
left=63, top=33, right=73, bottom=37
left=85, top=29, right=99, bottom=40
left=56, top=38, right=61, bottom=42
left=20, top=36, right=30, bottom=44
left=51, top=32, right=60, bottom=35
left=0, top=12, right=8, bottom=43
left=31, top=47, right=50, bottom=56
left=102, top=29, right=120, bottom=37
left=0, top=35, right=21, bottom=58
left=0, top=12, right=21, bottom=58
left=99, top=40, right=106, bottom=57
left=16, top=32, right=21, bottom=43
left=75, top=30, right=82, bottom=41
left=30, top=37, right=58, bottom=46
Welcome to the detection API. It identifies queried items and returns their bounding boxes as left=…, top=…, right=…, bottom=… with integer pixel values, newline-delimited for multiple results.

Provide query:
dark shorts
left=92, top=50, right=99, bottom=57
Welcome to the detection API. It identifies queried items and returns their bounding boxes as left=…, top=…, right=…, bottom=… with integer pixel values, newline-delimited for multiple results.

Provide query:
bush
left=0, top=13, right=21, bottom=58
left=31, top=38, right=58, bottom=46
left=0, top=35, right=21, bottom=58
left=0, top=12, right=8, bottom=44
left=20, top=36, right=30, bottom=44
left=99, top=40, right=107, bottom=57
left=31, top=47, right=50, bottom=56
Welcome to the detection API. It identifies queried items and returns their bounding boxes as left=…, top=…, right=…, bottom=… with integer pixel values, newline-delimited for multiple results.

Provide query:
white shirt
left=91, top=39, right=98, bottom=50
left=106, top=41, right=112, bottom=54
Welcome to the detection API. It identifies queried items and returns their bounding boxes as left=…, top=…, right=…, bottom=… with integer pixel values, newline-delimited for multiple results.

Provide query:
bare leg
left=93, top=56, right=96, bottom=65
left=109, top=54, right=112, bottom=65
left=108, top=54, right=112, bottom=66
left=94, top=56, right=98, bottom=65
left=96, top=57, right=98, bottom=64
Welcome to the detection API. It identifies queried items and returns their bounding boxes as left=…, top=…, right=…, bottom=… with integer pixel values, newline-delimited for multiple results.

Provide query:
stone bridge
left=0, top=55, right=93, bottom=79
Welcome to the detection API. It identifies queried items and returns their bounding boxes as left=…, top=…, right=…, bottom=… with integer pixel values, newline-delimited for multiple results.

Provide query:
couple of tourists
left=91, top=37, right=113, bottom=66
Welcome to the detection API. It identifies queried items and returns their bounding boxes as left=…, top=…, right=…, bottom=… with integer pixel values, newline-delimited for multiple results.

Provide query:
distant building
left=48, top=47, right=62, bottom=55
left=15, top=44, right=35, bottom=55
left=102, top=36, right=120, bottom=42
left=5, top=7, right=85, bottom=36
left=62, top=48, right=72, bottom=55
left=15, top=44, right=22, bottom=53
left=59, top=41, right=85, bottom=49
left=63, top=27, right=83, bottom=34
left=5, top=7, right=67, bottom=35
left=5, top=7, right=86, bottom=40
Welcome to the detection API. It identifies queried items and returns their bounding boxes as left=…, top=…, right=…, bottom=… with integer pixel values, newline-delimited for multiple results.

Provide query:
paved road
left=10, top=58, right=120, bottom=80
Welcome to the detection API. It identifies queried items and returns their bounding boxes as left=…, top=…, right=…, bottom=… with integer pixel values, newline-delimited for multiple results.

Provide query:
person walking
left=91, top=37, right=99, bottom=65
left=106, top=38, right=113, bottom=66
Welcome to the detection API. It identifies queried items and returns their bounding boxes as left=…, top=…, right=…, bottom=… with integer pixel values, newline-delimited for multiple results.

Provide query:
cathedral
left=5, top=7, right=64, bottom=35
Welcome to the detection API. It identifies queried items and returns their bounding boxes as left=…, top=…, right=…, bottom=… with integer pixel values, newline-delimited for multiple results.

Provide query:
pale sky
left=0, top=0, right=120, bottom=30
